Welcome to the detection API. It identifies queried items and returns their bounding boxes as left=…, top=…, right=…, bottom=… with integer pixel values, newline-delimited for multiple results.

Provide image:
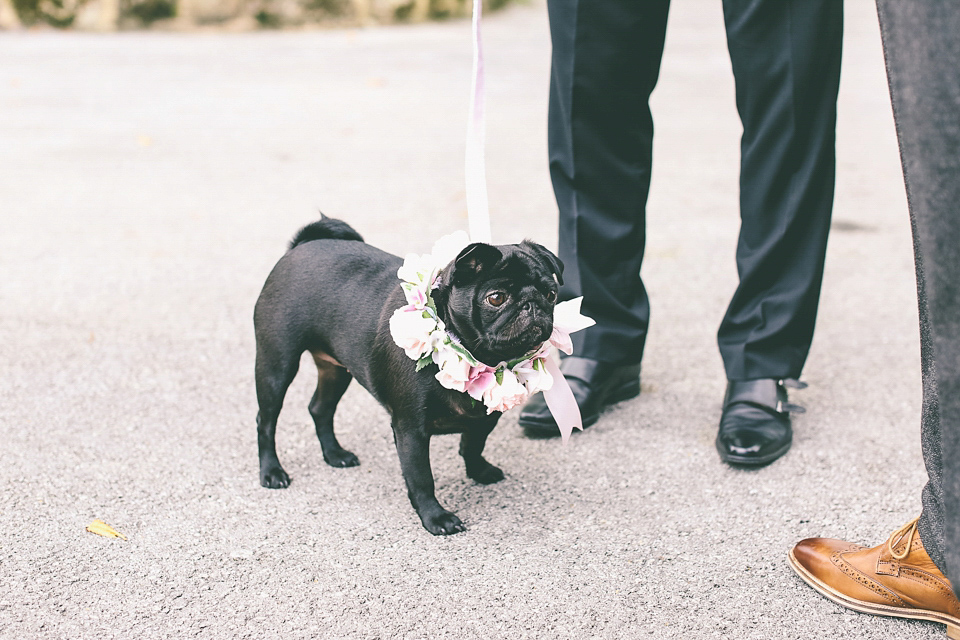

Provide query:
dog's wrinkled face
left=434, top=241, right=564, bottom=366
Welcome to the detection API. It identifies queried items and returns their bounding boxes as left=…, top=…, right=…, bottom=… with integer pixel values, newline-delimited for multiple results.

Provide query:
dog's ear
left=522, top=240, right=564, bottom=286
left=446, top=243, right=503, bottom=285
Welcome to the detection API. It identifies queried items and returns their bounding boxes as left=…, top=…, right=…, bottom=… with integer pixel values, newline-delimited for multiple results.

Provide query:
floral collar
left=389, top=231, right=594, bottom=415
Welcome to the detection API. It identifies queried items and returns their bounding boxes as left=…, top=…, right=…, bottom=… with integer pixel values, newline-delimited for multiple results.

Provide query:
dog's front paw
left=260, top=465, right=291, bottom=489
left=421, top=510, right=466, bottom=536
left=323, top=447, right=360, bottom=468
left=466, top=458, right=504, bottom=485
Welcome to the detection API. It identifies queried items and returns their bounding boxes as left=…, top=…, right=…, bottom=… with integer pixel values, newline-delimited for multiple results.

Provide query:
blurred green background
left=0, top=0, right=511, bottom=30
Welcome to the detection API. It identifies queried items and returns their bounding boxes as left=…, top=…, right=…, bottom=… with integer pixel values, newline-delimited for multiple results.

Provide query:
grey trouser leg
left=875, top=1, right=960, bottom=581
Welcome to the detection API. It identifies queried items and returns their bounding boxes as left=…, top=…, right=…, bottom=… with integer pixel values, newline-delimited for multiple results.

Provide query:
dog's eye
left=486, top=292, right=506, bottom=307
left=546, top=290, right=557, bottom=302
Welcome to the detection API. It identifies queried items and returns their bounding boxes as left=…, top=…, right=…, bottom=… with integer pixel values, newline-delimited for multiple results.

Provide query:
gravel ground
left=0, top=1, right=941, bottom=638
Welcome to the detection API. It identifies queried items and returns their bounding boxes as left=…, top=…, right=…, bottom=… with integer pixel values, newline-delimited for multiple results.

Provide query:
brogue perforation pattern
left=899, top=567, right=960, bottom=614
left=832, top=550, right=907, bottom=606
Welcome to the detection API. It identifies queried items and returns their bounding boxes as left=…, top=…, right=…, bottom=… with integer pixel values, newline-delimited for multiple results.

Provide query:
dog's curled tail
left=289, top=214, right=364, bottom=250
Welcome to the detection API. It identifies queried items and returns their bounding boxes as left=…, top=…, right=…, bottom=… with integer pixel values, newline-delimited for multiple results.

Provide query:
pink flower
left=465, top=366, right=497, bottom=401
left=483, top=370, right=529, bottom=414
left=435, top=356, right=472, bottom=392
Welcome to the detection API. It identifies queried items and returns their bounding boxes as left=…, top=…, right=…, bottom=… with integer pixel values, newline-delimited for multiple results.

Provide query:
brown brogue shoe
left=789, top=518, right=960, bottom=637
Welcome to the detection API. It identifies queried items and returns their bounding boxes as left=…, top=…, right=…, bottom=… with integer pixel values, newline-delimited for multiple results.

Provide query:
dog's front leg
left=460, top=415, right=504, bottom=484
left=392, top=419, right=466, bottom=535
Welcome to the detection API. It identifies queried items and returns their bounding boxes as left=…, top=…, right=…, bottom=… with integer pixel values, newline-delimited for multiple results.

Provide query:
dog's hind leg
left=309, top=353, right=359, bottom=468
left=255, top=344, right=300, bottom=489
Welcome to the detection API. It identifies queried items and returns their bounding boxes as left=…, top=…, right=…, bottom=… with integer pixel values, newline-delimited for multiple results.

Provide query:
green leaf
left=415, top=355, right=433, bottom=372
left=448, top=342, right=479, bottom=366
left=506, top=347, right=545, bottom=369
left=495, top=368, right=504, bottom=385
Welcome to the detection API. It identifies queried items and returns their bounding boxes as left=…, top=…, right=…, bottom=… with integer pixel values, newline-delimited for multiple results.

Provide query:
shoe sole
left=787, top=548, right=960, bottom=638
left=714, top=436, right=792, bottom=467
left=518, top=378, right=641, bottom=433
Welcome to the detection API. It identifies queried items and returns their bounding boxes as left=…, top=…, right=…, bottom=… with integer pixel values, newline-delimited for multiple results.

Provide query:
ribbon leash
left=465, top=0, right=491, bottom=244
left=463, top=0, right=584, bottom=441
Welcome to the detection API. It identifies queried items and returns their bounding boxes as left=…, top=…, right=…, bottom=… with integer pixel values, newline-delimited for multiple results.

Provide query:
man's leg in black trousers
left=719, top=0, right=842, bottom=380
left=876, top=0, right=960, bottom=585
left=519, top=0, right=669, bottom=433
left=787, top=4, right=960, bottom=633
left=547, top=0, right=669, bottom=365
left=714, top=0, right=842, bottom=466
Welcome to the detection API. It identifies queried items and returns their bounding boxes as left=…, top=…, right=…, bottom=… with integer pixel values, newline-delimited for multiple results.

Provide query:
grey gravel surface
left=0, top=1, right=941, bottom=638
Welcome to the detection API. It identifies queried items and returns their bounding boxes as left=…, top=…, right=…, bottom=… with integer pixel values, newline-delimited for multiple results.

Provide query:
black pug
left=253, top=216, right=563, bottom=535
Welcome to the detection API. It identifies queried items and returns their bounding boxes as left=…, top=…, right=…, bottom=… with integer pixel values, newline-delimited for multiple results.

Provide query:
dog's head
left=433, top=240, right=564, bottom=366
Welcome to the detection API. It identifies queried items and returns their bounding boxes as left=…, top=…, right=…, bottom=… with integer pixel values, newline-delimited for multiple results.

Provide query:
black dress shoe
left=716, top=378, right=806, bottom=466
left=518, top=356, right=641, bottom=436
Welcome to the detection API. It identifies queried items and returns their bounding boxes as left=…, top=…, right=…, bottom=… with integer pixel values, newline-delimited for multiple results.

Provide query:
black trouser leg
left=548, top=0, right=671, bottom=366
left=876, top=0, right=960, bottom=582
left=718, top=0, right=843, bottom=381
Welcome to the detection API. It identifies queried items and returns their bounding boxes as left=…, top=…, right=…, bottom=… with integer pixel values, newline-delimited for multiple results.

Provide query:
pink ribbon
left=542, top=356, right=584, bottom=443
left=465, top=0, right=583, bottom=441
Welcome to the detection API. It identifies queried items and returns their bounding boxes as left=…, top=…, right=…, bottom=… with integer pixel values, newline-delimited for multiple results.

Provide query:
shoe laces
left=888, top=516, right=920, bottom=561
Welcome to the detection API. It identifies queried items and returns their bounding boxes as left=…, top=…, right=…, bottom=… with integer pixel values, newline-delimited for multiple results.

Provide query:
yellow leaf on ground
left=86, top=519, right=127, bottom=540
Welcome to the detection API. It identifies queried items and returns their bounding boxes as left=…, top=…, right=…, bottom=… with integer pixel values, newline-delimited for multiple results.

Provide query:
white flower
left=402, top=282, right=429, bottom=309
left=389, top=308, right=438, bottom=360
left=397, top=253, right=439, bottom=286
left=513, top=358, right=554, bottom=394
left=483, top=369, right=529, bottom=414
left=430, top=230, right=471, bottom=268
left=550, top=297, right=595, bottom=354
left=429, top=323, right=448, bottom=344
left=432, top=342, right=461, bottom=369
left=548, top=325, right=574, bottom=355
left=435, top=356, right=472, bottom=393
